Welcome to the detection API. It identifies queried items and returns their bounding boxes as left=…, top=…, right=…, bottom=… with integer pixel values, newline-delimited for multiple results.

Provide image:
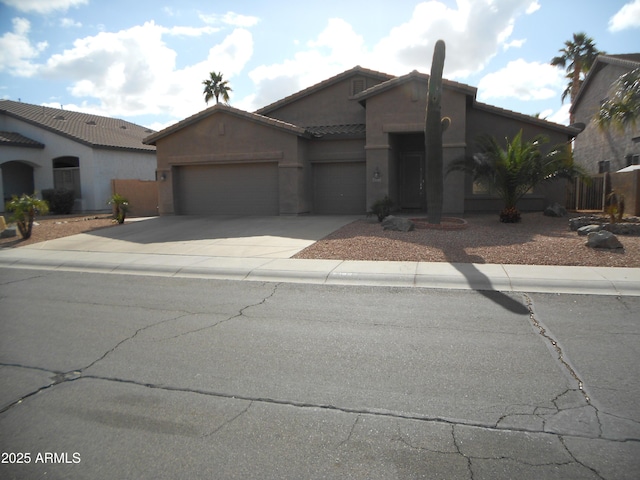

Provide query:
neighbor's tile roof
left=0, top=131, right=44, bottom=148
left=0, top=100, right=156, bottom=152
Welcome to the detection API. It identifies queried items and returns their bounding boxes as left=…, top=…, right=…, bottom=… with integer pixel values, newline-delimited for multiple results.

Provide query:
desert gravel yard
left=293, top=213, right=640, bottom=268
left=1, top=212, right=639, bottom=268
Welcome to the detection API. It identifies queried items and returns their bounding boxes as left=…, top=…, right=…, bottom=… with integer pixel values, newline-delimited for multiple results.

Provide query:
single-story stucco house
left=0, top=99, right=157, bottom=213
left=144, top=66, right=580, bottom=216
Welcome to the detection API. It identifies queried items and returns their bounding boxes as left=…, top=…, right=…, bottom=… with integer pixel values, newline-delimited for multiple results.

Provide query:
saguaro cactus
left=425, top=39, right=447, bottom=224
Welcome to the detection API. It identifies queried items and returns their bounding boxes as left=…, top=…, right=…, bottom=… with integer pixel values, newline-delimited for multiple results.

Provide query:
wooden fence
left=111, top=179, right=158, bottom=217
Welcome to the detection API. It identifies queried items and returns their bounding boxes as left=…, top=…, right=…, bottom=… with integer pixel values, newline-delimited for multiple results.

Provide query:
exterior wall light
left=372, top=167, right=382, bottom=182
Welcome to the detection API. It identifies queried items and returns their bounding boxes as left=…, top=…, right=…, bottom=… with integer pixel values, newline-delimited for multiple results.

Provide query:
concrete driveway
left=23, top=215, right=360, bottom=258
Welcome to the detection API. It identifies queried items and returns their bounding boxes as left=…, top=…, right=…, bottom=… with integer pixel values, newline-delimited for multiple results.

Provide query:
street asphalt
left=1, top=215, right=639, bottom=479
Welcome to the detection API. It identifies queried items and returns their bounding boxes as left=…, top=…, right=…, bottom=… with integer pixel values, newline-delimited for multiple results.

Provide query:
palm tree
left=594, top=68, right=640, bottom=131
left=202, top=71, right=232, bottom=105
left=447, top=131, right=586, bottom=222
left=551, top=32, right=602, bottom=123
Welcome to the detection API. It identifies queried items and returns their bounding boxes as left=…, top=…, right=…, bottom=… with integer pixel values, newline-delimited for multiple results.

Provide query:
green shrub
left=5, top=193, right=49, bottom=239
left=107, top=193, right=129, bottom=224
left=42, top=188, right=75, bottom=214
left=369, top=196, right=394, bottom=222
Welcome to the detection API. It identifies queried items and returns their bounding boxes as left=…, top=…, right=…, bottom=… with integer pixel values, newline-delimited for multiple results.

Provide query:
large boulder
left=381, top=215, right=415, bottom=232
left=544, top=203, right=567, bottom=217
left=586, top=231, right=623, bottom=249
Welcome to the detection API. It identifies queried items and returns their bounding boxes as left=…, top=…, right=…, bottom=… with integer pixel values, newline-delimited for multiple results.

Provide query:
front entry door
left=399, top=152, right=424, bottom=210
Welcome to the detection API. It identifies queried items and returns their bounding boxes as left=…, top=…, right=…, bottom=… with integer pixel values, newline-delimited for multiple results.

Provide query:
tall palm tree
left=551, top=32, right=601, bottom=123
left=447, top=131, right=585, bottom=222
left=595, top=68, right=640, bottom=131
left=202, top=71, right=232, bottom=105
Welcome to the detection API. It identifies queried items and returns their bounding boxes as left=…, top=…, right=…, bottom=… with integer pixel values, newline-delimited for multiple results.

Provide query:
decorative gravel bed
left=293, top=212, right=640, bottom=268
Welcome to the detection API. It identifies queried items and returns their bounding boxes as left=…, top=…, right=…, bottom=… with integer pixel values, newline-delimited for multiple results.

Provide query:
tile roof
left=352, top=69, right=476, bottom=104
left=305, top=124, right=366, bottom=137
left=143, top=103, right=309, bottom=145
left=0, top=100, right=156, bottom=152
left=255, top=66, right=394, bottom=115
left=0, top=131, right=44, bottom=148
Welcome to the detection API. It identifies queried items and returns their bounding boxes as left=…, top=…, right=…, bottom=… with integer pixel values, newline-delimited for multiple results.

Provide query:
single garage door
left=175, top=163, right=279, bottom=215
left=313, top=162, right=366, bottom=214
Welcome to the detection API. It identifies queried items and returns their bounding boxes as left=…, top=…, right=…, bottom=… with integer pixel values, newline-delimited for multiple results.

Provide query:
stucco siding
left=573, top=63, right=640, bottom=173
left=0, top=115, right=156, bottom=212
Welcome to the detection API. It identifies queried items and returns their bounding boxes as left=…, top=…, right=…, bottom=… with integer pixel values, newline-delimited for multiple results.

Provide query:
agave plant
left=447, top=130, right=586, bottom=222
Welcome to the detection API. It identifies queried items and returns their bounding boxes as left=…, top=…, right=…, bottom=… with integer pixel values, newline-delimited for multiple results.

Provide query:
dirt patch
left=0, top=214, right=116, bottom=249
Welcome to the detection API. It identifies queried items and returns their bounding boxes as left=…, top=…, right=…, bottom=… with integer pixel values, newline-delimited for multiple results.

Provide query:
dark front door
left=399, top=152, right=424, bottom=210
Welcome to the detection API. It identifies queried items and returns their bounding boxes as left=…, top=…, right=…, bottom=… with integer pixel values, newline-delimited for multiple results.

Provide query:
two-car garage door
left=175, top=163, right=279, bottom=215
left=174, top=161, right=366, bottom=215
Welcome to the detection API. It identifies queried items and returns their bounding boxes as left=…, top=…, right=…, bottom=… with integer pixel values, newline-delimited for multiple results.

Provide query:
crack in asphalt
left=203, top=401, right=253, bottom=438
left=558, top=435, right=606, bottom=480
left=0, top=283, right=281, bottom=415
left=522, top=293, right=591, bottom=404
left=161, top=282, right=281, bottom=340
left=452, top=424, right=474, bottom=479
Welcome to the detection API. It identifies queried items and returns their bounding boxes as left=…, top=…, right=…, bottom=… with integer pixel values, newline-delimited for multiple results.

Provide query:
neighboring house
left=144, top=66, right=579, bottom=216
left=0, top=100, right=157, bottom=213
left=571, top=54, right=640, bottom=174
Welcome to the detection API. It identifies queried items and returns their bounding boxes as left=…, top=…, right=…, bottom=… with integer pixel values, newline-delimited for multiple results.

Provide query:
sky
left=1, top=0, right=639, bottom=132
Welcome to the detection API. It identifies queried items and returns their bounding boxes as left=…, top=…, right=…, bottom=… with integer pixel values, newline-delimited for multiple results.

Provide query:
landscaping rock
left=577, top=224, right=603, bottom=236
left=382, top=215, right=415, bottom=232
left=0, top=226, right=17, bottom=238
left=586, top=231, right=623, bottom=249
left=544, top=203, right=567, bottom=217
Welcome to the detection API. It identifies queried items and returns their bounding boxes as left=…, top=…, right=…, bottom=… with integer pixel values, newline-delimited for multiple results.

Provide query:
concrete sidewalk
left=1, top=247, right=638, bottom=296
left=0, top=214, right=638, bottom=296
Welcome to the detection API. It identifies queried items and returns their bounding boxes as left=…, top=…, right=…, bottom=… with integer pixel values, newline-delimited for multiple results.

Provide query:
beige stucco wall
left=155, top=110, right=308, bottom=215
left=464, top=107, right=574, bottom=211
left=573, top=64, right=640, bottom=173
left=362, top=79, right=467, bottom=214
left=264, top=74, right=385, bottom=127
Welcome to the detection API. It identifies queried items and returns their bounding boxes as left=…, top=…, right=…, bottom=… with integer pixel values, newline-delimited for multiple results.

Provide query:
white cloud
left=0, top=17, right=48, bottom=76
left=608, top=0, right=640, bottom=32
left=244, top=0, right=536, bottom=111
left=547, top=104, right=570, bottom=126
left=477, top=59, right=564, bottom=102
left=199, top=11, right=260, bottom=28
left=0, top=0, right=88, bottom=14
left=249, top=18, right=367, bottom=107
left=39, top=21, right=254, bottom=120
left=60, top=18, right=82, bottom=28
left=503, top=38, right=526, bottom=51
left=165, top=25, right=219, bottom=37
left=525, top=1, right=541, bottom=14
left=368, top=0, right=534, bottom=78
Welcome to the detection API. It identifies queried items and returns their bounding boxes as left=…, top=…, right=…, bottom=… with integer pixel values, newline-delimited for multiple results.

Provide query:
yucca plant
left=447, top=130, right=586, bottom=222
